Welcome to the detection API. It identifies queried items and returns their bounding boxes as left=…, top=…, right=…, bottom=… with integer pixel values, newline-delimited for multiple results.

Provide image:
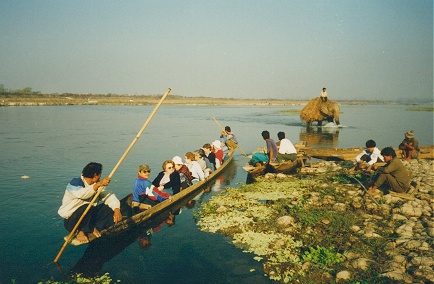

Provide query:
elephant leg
left=317, top=120, right=323, bottom=127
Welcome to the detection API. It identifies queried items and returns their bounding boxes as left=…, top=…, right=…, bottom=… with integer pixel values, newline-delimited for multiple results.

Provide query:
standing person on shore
left=399, top=130, right=420, bottom=160
left=320, top=87, right=328, bottom=102
left=368, top=147, right=410, bottom=194
left=58, top=162, right=122, bottom=244
left=276, top=131, right=297, bottom=163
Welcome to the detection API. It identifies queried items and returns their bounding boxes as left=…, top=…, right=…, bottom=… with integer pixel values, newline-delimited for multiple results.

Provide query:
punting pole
left=212, top=116, right=247, bottom=156
left=54, top=88, right=171, bottom=263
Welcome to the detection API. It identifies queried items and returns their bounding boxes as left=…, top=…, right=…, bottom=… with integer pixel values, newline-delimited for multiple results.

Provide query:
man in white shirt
left=320, top=87, right=328, bottom=102
left=276, top=132, right=297, bottom=163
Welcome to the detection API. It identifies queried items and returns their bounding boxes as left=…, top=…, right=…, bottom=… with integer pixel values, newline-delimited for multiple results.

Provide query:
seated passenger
left=195, top=150, right=211, bottom=178
left=219, top=138, right=229, bottom=162
left=212, top=140, right=224, bottom=169
left=276, top=131, right=297, bottom=163
left=172, top=156, right=193, bottom=190
left=184, top=152, right=205, bottom=183
left=350, top=140, right=384, bottom=172
left=202, top=143, right=216, bottom=171
left=131, top=164, right=171, bottom=214
left=152, top=160, right=182, bottom=195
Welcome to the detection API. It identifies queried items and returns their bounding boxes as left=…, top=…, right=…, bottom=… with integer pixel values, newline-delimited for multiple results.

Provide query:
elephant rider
left=320, top=87, right=328, bottom=102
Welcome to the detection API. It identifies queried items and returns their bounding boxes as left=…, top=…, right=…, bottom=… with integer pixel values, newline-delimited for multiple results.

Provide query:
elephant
left=300, top=97, right=340, bottom=126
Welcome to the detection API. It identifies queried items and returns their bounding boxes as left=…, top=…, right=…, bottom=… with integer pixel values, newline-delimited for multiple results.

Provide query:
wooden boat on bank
left=302, top=145, right=434, bottom=161
left=68, top=147, right=235, bottom=245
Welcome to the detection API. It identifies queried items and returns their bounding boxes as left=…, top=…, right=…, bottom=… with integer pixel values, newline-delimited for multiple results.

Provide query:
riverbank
left=197, top=159, right=434, bottom=283
left=0, top=93, right=396, bottom=107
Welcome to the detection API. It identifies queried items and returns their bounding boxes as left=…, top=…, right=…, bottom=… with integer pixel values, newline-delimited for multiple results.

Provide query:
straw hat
left=212, top=140, right=221, bottom=149
left=138, top=164, right=150, bottom=172
left=172, top=156, right=183, bottom=165
left=405, top=130, right=414, bottom=139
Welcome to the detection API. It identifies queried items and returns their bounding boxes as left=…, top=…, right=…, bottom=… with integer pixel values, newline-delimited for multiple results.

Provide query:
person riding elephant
left=300, top=97, right=340, bottom=126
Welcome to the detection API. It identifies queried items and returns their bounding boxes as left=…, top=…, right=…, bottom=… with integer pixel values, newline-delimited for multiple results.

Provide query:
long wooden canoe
left=302, top=145, right=433, bottom=161
left=75, top=147, right=235, bottom=243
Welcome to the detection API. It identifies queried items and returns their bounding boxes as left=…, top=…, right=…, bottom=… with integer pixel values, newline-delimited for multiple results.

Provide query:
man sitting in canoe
left=58, top=162, right=122, bottom=244
left=276, top=131, right=297, bottom=163
left=132, top=163, right=172, bottom=213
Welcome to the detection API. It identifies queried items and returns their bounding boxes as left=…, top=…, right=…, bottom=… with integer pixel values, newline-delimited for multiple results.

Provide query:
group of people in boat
left=57, top=126, right=238, bottom=244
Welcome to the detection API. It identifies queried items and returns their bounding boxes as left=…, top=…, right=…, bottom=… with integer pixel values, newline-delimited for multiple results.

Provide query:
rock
left=351, top=258, right=371, bottom=271
left=336, top=271, right=351, bottom=283
left=276, top=216, right=295, bottom=227
left=411, top=256, right=434, bottom=266
left=21, top=175, right=30, bottom=179
left=333, top=202, right=346, bottom=212
left=400, top=204, right=423, bottom=217
left=380, top=271, right=411, bottom=282
left=216, top=205, right=227, bottom=213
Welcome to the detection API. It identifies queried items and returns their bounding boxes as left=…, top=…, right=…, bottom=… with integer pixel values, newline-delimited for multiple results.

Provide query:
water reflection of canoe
left=79, top=147, right=235, bottom=244
left=302, top=145, right=434, bottom=161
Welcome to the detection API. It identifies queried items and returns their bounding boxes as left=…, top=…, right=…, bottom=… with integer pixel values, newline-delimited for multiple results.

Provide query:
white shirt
left=355, top=147, right=384, bottom=166
left=187, top=161, right=205, bottom=181
left=278, top=138, right=297, bottom=154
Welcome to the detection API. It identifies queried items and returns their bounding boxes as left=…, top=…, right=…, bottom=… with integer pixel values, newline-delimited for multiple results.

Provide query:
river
left=0, top=103, right=432, bottom=283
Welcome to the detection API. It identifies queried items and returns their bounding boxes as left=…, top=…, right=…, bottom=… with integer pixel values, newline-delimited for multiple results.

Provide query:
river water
left=0, top=104, right=432, bottom=283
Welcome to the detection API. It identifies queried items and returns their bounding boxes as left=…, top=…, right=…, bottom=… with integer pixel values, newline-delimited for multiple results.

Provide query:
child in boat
left=276, top=131, right=297, bottom=163
left=132, top=164, right=171, bottom=213
left=350, top=140, right=384, bottom=172
left=212, top=140, right=224, bottom=169
left=399, top=130, right=420, bottom=160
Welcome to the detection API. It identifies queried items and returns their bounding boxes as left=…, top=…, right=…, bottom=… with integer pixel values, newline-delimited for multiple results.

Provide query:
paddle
left=54, top=88, right=171, bottom=263
left=211, top=116, right=247, bottom=156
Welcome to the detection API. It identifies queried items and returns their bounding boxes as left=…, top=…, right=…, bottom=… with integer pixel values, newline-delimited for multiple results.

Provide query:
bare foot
left=93, top=228, right=102, bottom=238
left=76, top=231, right=90, bottom=244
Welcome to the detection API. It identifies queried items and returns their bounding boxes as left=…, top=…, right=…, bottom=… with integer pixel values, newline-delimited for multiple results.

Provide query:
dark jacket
left=152, top=171, right=182, bottom=195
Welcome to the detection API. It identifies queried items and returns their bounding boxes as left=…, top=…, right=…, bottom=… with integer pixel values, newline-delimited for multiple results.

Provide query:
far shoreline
left=2, top=93, right=430, bottom=107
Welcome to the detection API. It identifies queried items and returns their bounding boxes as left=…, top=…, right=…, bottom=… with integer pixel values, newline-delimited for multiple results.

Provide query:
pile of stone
left=266, top=159, right=433, bottom=283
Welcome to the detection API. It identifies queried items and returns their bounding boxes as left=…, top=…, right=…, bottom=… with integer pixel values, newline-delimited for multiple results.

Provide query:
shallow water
left=0, top=104, right=432, bottom=283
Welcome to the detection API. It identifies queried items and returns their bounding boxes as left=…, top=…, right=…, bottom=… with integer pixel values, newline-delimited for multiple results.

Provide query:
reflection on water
left=299, top=125, right=340, bottom=148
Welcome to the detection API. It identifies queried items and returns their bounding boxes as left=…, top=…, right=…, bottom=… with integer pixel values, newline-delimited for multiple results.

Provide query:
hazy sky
left=1, top=0, right=432, bottom=101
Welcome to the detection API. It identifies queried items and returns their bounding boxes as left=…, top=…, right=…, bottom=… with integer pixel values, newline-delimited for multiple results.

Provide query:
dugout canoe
left=68, top=147, right=235, bottom=245
left=301, top=145, right=434, bottom=161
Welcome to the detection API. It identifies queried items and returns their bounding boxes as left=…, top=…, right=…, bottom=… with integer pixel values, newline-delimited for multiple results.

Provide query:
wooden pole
left=212, top=116, right=247, bottom=156
left=54, top=88, right=171, bottom=263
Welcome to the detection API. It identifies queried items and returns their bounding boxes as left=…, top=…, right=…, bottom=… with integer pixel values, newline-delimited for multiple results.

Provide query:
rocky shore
left=197, top=159, right=434, bottom=283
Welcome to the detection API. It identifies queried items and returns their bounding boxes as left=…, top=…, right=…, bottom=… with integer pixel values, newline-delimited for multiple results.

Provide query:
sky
left=0, top=0, right=432, bottom=101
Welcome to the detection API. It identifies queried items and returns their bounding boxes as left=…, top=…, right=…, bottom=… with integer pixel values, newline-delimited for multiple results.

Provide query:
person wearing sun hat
left=131, top=163, right=171, bottom=214
left=212, top=140, right=224, bottom=169
left=399, top=130, right=420, bottom=160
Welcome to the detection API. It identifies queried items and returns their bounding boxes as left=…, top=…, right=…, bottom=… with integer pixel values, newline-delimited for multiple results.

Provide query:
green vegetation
left=405, top=106, right=434, bottom=112
left=39, top=273, right=118, bottom=284
left=196, top=171, right=396, bottom=283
